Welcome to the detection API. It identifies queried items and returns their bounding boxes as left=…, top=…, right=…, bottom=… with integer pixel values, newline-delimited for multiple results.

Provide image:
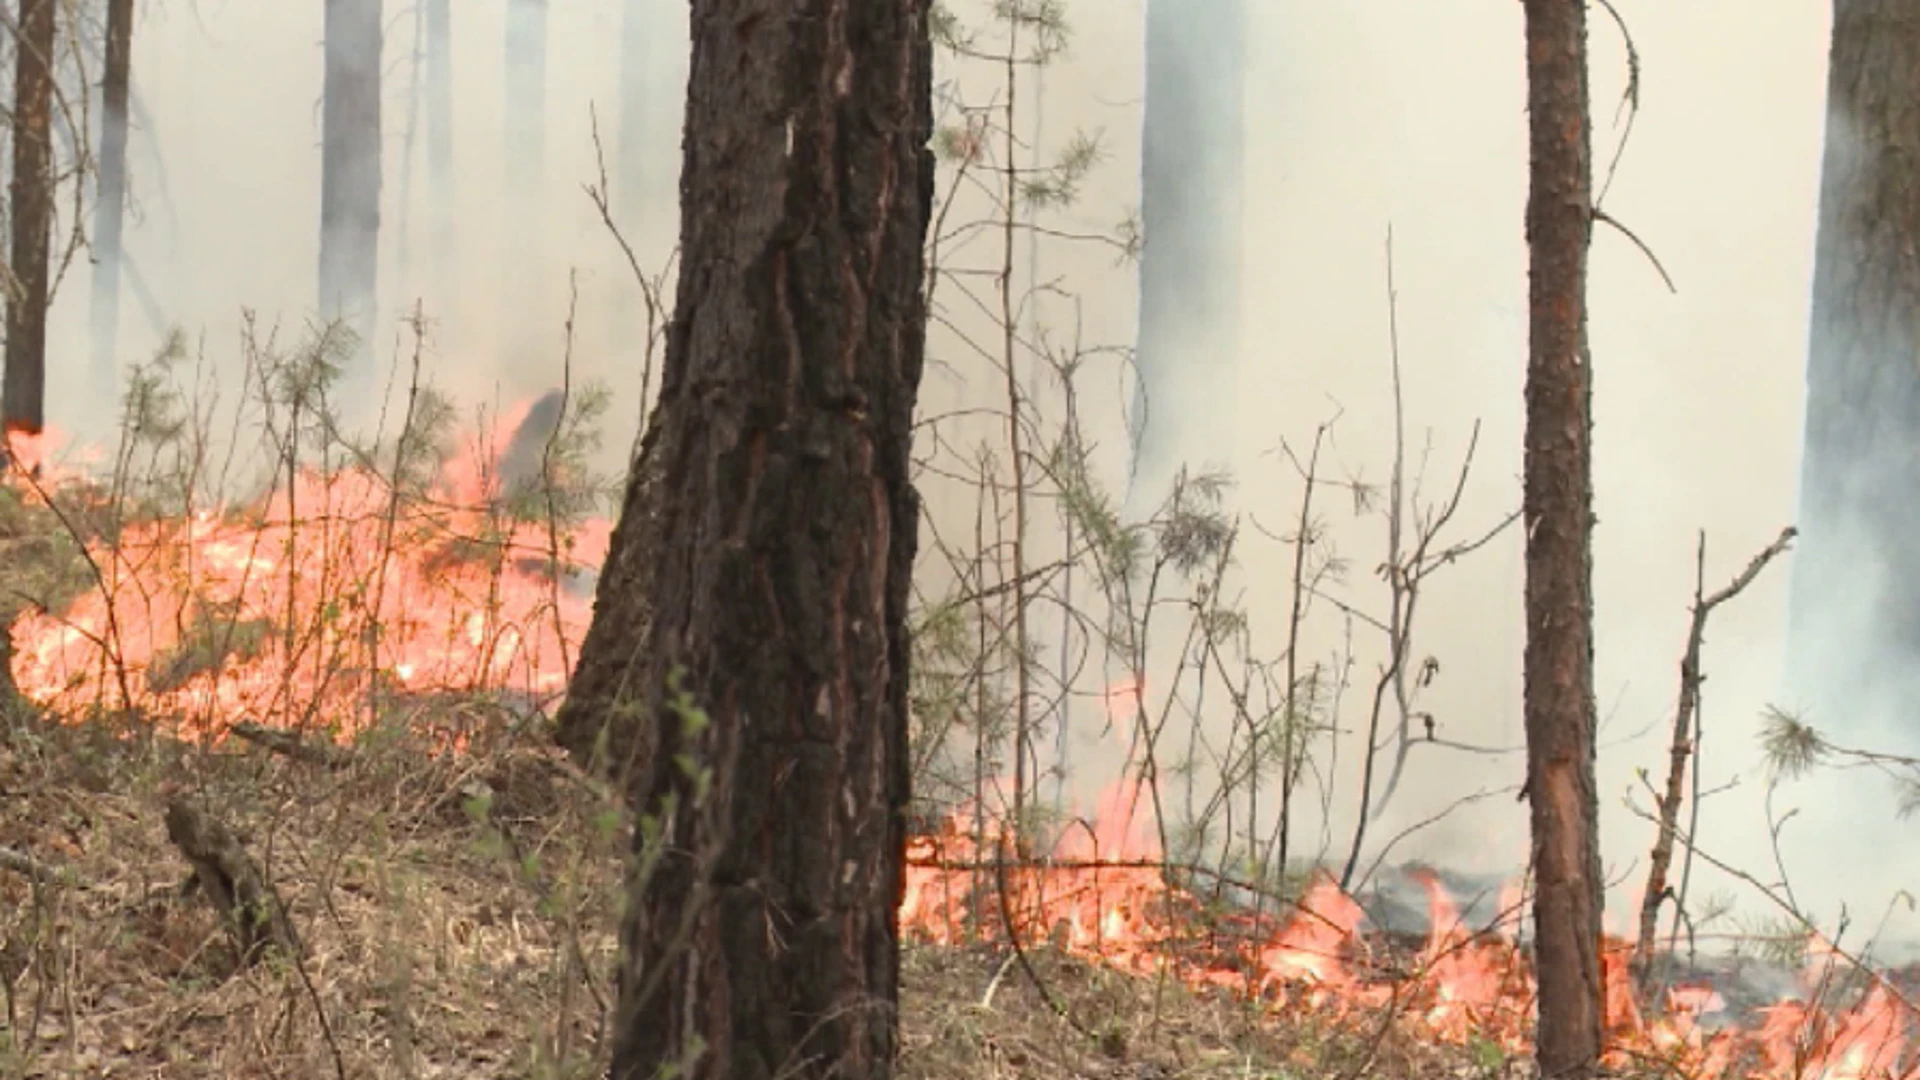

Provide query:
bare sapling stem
left=999, top=16, right=1035, bottom=857
left=1631, top=524, right=1796, bottom=993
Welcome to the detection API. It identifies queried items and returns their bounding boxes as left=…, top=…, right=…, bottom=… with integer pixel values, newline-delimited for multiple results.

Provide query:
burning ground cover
left=0, top=388, right=1917, bottom=1079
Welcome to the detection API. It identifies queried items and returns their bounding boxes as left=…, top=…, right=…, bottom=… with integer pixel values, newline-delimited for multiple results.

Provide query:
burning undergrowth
left=0, top=337, right=1914, bottom=1080
left=1, top=337, right=616, bottom=745
left=901, top=783, right=1920, bottom=1080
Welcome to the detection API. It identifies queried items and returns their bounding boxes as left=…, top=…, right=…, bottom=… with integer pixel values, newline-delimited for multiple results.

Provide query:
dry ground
left=0, top=707, right=1536, bottom=1080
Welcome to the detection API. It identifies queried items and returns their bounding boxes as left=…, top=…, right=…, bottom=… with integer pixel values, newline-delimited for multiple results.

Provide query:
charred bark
left=1788, top=1, right=1920, bottom=739
left=1521, top=1, right=1603, bottom=1075
left=4, top=0, right=56, bottom=441
left=558, top=0, right=936, bottom=1076
left=89, top=0, right=134, bottom=402
left=319, top=0, right=383, bottom=407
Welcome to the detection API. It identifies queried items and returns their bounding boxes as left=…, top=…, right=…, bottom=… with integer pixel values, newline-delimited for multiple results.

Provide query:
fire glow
left=902, top=778, right=1920, bottom=1079
left=5, top=403, right=607, bottom=741
left=4, top=411, right=1918, bottom=1079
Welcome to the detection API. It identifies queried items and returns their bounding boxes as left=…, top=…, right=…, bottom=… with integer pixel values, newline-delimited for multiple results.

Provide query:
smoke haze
left=49, top=2, right=1902, bottom=945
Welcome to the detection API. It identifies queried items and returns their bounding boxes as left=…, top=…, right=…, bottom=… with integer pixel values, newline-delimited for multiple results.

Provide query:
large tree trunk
left=424, top=0, right=452, bottom=298
left=318, top=0, right=383, bottom=414
left=4, top=0, right=56, bottom=442
left=558, top=0, right=935, bottom=1076
left=1521, top=2, right=1603, bottom=1076
left=1787, top=1, right=1920, bottom=741
left=89, top=0, right=134, bottom=403
left=1125, top=0, right=1245, bottom=514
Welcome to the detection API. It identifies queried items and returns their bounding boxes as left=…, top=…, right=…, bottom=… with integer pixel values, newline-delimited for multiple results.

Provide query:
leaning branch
left=1631, top=525, right=1796, bottom=992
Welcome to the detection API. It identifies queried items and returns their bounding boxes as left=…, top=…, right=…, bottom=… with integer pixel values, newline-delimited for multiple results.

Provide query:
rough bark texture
left=1127, top=0, right=1245, bottom=511
left=89, top=0, right=134, bottom=402
left=1788, top=1, right=1920, bottom=735
left=1521, top=1, right=1603, bottom=1075
left=318, top=0, right=383, bottom=407
left=560, top=1, right=935, bottom=1077
left=4, top=0, right=56, bottom=438
left=424, top=0, right=453, bottom=290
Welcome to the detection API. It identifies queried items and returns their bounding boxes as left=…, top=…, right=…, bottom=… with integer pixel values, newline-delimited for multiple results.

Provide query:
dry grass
left=0, top=701, right=1556, bottom=1080
left=898, top=940, right=1534, bottom=1080
left=0, top=706, right=624, bottom=1079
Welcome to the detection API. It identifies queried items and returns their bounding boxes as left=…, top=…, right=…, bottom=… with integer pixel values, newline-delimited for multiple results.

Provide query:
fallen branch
left=0, top=844, right=80, bottom=888
left=163, top=795, right=300, bottom=965
left=1632, top=525, right=1796, bottom=992
left=228, top=721, right=353, bottom=768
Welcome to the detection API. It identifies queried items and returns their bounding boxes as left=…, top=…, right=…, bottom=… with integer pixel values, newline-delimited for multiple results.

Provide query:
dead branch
left=228, top=721, right=354, bottom=768
left=1631, top=525, right=1796, bottom=992
left=0, top=844, right=78, bottom=888
left=163, top=795, right=300, bottom=966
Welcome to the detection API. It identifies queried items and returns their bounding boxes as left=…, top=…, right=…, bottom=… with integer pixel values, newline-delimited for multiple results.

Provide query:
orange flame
left=901, top=785, right=1920, bottom=1079
left=7, top=406, right=604, bottom=743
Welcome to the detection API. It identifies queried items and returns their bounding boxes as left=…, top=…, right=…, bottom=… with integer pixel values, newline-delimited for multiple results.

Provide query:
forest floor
left=0, top=709, right=1543, bottom=1080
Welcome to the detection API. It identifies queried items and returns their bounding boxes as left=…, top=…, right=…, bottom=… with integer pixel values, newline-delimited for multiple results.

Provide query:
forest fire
left=2, top=412, right=1915, bottom=1080
left=3, top=401, right=607, bottom=742
left=900, top=781, right=1920, bottom=1080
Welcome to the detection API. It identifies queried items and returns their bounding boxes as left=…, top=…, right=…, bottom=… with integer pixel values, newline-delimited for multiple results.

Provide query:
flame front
left=901, top=783, right=1920, bottom=1079
left=8, top=407, right=608, bottom=741
left=8, top=415, right=1918, bottom=1079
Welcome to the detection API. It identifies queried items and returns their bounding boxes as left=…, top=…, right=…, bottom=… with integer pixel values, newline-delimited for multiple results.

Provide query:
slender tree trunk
left=89, top=0, right=135, bottom=404
left=1521, top=2, right=1603, bottom=1076
left=1788, top=0, right=1920, bottom=740
left=4, top=0, right=55, bottom=443
left=558, top=0, right=935, bottom=1076
left=424, top=0, right=452, bottom=298
left=503, top=0, right=546, bottom=366
left=1126, top=0, right=1245, bottom=514
left=319, top=0, right=383, bottom=412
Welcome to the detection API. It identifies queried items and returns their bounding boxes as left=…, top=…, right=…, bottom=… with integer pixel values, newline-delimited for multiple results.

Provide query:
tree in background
left=88, top=0, right=135, bottom=402
left=1520, top=1, right=1604, bottom=1074
left=502, top=0, right=547, bottom=368
left=558, top=0, right=936, bottom=1074
left=424, top=0, right=453, bottom=298
left=318, top=0, right=383, bottom=411
left=1126, top=0, right=1245, bottom=513
left=4, top=0, right=57, bottom=445
left=1788, top=0, right=1920, bottom=743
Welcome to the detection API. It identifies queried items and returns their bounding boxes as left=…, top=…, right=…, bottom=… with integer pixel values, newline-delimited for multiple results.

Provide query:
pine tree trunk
left=1127, top=0, right=1245, bottom=512
left=4, top=0, right=56, bottom=440
left=318, top=0, right=383, bottom=410
left=564, top=1, right=935, bottom=1076
left=503, top=0, right=546, bottom=297
left=89, top=0, right=134, bottom=403
left=1788, top=0, right=1920, bottom=732
left=1521, top=1, right=1603, bottom=1076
